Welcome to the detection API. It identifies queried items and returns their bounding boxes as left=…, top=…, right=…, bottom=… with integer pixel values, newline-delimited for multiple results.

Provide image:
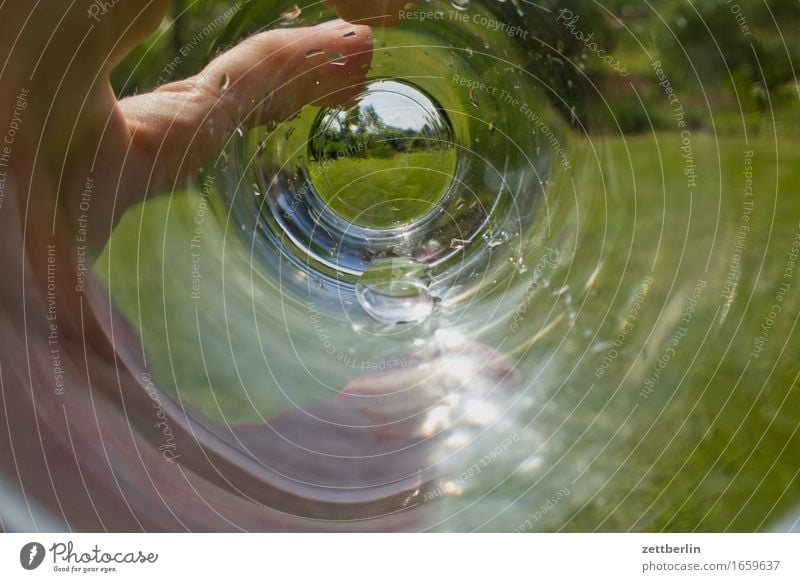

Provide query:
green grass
left=98, top=0, right=800, bottom=532
left=97, top=124, right=800, bottom=532
left=311, top=151, right=457, bottom=229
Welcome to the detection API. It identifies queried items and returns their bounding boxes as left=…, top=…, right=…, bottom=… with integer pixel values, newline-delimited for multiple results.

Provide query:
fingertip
left=230, top=21, right=371, bottom=122
left=301, top=20, right=373, bottom=64
left=298, top=20, right=373, bottom=106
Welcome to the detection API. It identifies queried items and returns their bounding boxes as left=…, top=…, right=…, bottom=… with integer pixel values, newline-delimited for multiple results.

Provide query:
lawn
left=310, top=150, right=458, bottom=229
left=97, top=122, right=800, bottom=532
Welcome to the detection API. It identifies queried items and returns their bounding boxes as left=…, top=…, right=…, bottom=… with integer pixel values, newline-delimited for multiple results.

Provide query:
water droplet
left=483, top=231, right=508, bottom=248
left=356, top=258, right=434, bottom=325
left=218, top=73, right=230, bottom=91
left=423, top=239, right=443, bottom=254
left=329, top=52, right=347, bottom=66
left=520, top=454, right=544, bottom=473
left=451, top=0, right=470, bottom=10
left=469, top=88, right=480, bottom=107
left=282, top=4, right=302, bottom=22
left=552, top=285, right=570, bottom=297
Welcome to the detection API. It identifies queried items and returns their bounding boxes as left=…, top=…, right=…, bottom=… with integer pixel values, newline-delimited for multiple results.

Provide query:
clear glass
left=87, top=0, right=800, bottom=531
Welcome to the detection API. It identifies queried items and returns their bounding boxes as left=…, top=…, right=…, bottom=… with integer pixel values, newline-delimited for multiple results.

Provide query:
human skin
left=0, top=0, right=434, bottom=532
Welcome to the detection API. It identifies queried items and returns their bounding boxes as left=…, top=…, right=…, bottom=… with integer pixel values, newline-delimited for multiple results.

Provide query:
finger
left=325, top=0, right=418, bottom=26
left=119, top=19, right=373, bottom=187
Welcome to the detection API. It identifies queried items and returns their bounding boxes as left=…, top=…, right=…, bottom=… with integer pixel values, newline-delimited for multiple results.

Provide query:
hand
left=0, top=0, right=430, bottom=532
left=12, top=2, right=377, bottom=259
left=6, top=1, right=378, bottom=341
